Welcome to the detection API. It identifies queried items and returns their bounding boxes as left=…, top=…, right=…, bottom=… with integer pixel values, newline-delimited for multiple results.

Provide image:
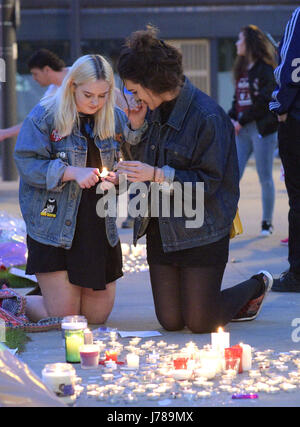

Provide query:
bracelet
left=154, top=167, right=164, bottom=183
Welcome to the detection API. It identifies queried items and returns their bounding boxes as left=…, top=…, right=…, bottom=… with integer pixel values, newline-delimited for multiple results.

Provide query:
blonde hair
left=41, top=54, right=115, bottom=140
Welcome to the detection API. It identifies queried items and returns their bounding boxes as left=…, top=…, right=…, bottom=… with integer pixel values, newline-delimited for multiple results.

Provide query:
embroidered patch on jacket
left=50, top=129, right=64, bottom=142
left=115, top=133, right=125, bottom=144
left=40, top=198, right=57, bottom=218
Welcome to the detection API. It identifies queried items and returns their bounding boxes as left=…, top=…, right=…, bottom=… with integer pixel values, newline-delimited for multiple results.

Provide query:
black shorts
left=26, top=187, right=123, bottom=290
left=146, top=218, right=229, bottom=267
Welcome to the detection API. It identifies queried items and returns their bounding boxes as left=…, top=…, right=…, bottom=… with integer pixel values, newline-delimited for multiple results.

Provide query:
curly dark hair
left=233, top=25, right=277, bottom=80
left=27, top=49, right=65, bottom=72
left=117, top=25, right=184, bottom=94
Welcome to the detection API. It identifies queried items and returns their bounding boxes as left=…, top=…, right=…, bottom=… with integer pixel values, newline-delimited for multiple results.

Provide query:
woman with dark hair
left=110, top=26, right=273, bottom=332
left=229, top=25, right=278, bottom=237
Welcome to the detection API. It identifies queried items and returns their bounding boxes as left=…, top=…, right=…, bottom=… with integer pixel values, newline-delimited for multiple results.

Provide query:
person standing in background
left=270, top=7, right=300, bottom=292
left=0, top=48, right=133, bottom=142
left=229, top=25, right=278, bottom=237
left=0, top=49, right=69, bottom=142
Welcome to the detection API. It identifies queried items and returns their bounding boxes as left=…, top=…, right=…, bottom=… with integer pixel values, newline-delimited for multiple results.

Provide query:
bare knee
left=81, top=282, right=116, bottom=324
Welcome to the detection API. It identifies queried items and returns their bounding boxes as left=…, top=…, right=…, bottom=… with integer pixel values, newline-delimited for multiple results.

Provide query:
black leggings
left=149, top=263, right=264, bottom=333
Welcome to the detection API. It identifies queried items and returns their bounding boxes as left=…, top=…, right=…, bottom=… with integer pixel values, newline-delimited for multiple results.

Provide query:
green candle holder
left=65, top=329, right=85, bottom=363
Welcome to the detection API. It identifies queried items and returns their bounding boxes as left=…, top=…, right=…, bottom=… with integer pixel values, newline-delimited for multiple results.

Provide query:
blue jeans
left=236, top=121, right=277, bottom=223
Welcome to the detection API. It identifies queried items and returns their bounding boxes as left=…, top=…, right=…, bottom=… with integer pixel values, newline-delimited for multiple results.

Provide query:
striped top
left=270, top=7, right=300, bottom=119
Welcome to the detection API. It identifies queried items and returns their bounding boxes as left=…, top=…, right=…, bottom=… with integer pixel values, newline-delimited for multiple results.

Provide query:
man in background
left=270, top=7, right=300, bottom=292
left=0, top=49, right=69, bottom=141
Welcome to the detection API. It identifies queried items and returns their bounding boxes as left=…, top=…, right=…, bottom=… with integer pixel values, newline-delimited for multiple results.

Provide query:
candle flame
left=217, top=327, right=224, bottom=333
left=100, top=167, right=109, bottom=178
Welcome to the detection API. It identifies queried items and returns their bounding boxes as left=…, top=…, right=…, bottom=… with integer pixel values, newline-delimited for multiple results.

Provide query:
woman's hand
left=124, top=102, right=148, bottom=130
left=63, top=166, right=101, bottom=188
left=101, top=171, right=119, bottom=185
left=117, top=160, right=154, bottom=182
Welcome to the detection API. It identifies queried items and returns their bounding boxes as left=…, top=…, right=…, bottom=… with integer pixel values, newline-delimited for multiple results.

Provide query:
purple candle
left=79, top=345, right=100, bottom=369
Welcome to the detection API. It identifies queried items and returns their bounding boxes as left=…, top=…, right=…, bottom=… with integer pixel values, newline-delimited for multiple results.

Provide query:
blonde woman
left=14, top=54, right=141, bottom=324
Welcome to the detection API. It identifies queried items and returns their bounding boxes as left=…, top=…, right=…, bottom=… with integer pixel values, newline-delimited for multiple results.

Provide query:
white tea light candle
left=126, top=353, right=140, bottom=369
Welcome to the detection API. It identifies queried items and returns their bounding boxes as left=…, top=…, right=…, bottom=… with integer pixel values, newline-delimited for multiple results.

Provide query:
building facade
left=15, top=0, right=300, bottom=118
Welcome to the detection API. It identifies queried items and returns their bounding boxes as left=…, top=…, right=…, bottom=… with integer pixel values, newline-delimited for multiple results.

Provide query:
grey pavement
left=2, top=161, right=300, bottom=408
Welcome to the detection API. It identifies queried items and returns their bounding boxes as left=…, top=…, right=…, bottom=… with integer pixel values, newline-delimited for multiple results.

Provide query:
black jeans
left=278, top=115, right=300, bottom=274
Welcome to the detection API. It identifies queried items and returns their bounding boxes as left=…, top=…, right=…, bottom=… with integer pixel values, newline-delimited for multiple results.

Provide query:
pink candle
left=79, top=345, right=100, bottom=369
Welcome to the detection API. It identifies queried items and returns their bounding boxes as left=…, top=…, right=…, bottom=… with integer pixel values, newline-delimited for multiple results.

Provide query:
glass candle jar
left=79, top=344, right=100, bottom=369
left=65, top=328, right=85, bottom=363
left=42, top=363, right=76, bottom=405
left=61, top=315, right=87, bottom=340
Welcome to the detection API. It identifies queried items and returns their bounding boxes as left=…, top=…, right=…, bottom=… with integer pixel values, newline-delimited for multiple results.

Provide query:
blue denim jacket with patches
left=14, top=103, right=140, bottom=249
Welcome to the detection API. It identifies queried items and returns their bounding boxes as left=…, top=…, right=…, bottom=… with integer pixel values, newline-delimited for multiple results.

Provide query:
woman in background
left=229, top=25, right=278, bottom=237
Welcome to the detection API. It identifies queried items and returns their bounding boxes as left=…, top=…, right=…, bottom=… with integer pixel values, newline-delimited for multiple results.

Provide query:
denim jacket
left=14, top=103, right=141, bottom=249
left=125, top=78, right=240, bottom=252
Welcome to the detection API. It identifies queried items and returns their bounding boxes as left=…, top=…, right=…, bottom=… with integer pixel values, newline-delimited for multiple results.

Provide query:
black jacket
left=229, top=59, right=278, bottom=137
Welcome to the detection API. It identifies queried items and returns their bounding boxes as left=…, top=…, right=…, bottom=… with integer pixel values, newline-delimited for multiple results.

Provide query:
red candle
left=225, top=345, right=243, bottom=373
left=105, top=350, right=118, bottom=362
left=173, top=357, right=189, bottom=370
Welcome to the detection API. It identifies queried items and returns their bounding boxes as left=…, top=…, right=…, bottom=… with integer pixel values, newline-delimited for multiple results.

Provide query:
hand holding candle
left=116, top=160, right=155, bottom=183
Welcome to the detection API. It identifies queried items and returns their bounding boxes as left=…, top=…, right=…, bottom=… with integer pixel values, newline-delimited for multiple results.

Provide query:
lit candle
left=200, top=348, right=223, bottom=374
left=121, top=243, right=130, bottom=256
left=126, top=353, right=140, bottom=369
left=102, top=373, right=114, bottom=382
left=100, top=167, right=109, bottom=178
left=79, top=344, right=100, bottom=369
left=239, top=342, right=252, bottom=371
left=105, top=350, right=118, bottom=362
left=42, top=363, right=76, bottom=405
left=195, top=366, right=216, bottom=380
left=184, top=342, right=198, bottom=360
left=61, top=315, right=87, bottom=341
left=173, top=357, right=188, bottom=370
left=172, top=369, right=193, bottom=381
left=211, top=327, right=230, bottom=353
left=65, top=330, right=85, bottom=363
left=225, top=346, right=243, bottom=373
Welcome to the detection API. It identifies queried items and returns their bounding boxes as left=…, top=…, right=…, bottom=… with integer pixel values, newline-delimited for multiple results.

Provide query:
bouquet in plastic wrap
left=0, top=342, right=65, bottom=407
left=0, top=211, right=27, bottom=270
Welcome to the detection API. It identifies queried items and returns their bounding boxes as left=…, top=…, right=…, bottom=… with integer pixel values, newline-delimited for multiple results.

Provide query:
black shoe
left=261, top=221, right=273, bottom=237
left=272, top=271, right=300, bottom=292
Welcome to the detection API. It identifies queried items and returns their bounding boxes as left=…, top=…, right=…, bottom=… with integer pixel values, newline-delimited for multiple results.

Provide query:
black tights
left=149, top=263, right=264, bottom=333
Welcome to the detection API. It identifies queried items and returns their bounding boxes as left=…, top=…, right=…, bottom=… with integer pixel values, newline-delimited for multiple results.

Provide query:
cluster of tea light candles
left=42, top=324, right=300, bottom=404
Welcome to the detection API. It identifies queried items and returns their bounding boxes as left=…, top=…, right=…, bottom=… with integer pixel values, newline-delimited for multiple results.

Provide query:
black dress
left=145, top=99, right=230, bottom=267
left=26, top=115, right=123, bottom=290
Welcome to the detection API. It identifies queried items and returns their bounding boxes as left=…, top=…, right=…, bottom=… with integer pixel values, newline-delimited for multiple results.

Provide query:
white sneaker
left=261, top=221, right=273, bottom=237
